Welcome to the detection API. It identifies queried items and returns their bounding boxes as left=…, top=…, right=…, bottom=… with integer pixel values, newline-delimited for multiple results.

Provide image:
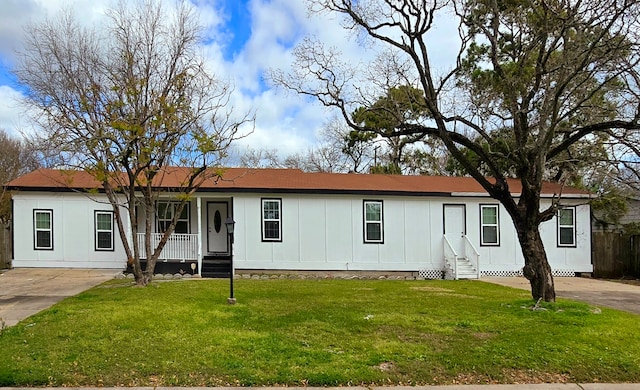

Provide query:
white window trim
left=557, top=207, right=576, bottom=247
left=261, top=198, right=282, bottom=242
left=95, top=211, right=114, bottom=251
left=480, top=204, right=500, bottom=246
left=363, top=200, right=384, bottom=243
left=34, top=209, right=53, bottom=250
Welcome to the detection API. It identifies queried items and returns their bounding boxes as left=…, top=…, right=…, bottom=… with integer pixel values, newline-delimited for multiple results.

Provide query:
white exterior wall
left=468, top=199, right=592, bottom=274
left=11, top=190, right=592, bottom=274
left=232, top=194, right=592, bottom=274
left=233, top=194, right=445, bottom=271
left=12, top=192, right=128, bottom=269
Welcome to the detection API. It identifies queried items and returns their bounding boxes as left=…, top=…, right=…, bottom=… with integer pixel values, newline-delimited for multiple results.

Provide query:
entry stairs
left=443, top=235, right=481, bottom=280
left=454, top=256, right=479, bottom=279
left=201, top=256, right=231, bottom=278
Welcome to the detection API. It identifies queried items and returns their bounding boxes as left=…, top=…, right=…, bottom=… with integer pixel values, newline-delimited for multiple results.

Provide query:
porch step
left=201, top=258, right=231, bottom=278
left=201, top=272, right=231, bottom=278
left=455, top=257, right=478, bottom=279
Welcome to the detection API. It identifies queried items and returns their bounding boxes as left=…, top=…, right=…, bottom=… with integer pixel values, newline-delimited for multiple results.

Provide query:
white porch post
left=124, top=202, right=133, bottom=252
left=196, top=196, right=203, bottom=276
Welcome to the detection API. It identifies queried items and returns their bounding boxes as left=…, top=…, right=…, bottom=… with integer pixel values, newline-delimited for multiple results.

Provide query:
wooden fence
left=0, top=223, right=11, bottom=269
left=592, top=232, right=640, bottom=278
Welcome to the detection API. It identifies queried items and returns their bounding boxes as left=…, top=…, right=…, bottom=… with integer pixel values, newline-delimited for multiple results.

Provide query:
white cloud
left=0, top=0, right=42, bottom=60
left=216, top=0, right=370, bottom=154
left=0, top=0, right=463, bottom=156
left=0, top=85, right=27, bottom=137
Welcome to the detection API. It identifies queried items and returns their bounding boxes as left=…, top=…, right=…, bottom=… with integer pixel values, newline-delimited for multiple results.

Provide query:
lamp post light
left=225, top=216, right=236, bottom=304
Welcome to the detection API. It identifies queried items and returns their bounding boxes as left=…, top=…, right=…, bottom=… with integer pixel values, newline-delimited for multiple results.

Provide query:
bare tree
left=270, top=0, right=640, bottom=301
left=15, top=1, right=252, bottom=286
left=237, top=145, right=349, bottom=172
left=236, top=117, right=370, bottom=173
left=585, top=129, right=640, bottom=229
left=238, top=147, right=284, bottom=169
left=605, top=130, right=640, bottom=194
left=0, top=129, right=40, bottom=223
left=303, top=116, right=383, bottom=173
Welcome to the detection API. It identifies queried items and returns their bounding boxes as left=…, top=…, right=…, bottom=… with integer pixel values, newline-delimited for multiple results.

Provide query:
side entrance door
left=443, top=204, right=466, bottom=255
left=207, top=202, right=229, bottom=254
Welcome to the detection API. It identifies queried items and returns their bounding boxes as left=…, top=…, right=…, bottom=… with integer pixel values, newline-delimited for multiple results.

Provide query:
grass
left=0, top=278, right=639, bottom=386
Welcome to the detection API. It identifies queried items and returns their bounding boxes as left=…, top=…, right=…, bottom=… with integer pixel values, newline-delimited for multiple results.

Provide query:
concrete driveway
left=0, top=268, right=116, bottom=327
left=483, top=276, right=640, bottom=315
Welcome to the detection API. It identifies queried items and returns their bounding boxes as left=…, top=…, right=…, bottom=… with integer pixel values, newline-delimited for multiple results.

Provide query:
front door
left=444, top=204, right=466, bottom=255
left=207, top=202, right=229, bottom=254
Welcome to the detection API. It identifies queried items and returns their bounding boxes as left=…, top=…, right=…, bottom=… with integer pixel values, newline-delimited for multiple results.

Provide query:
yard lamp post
left=225, top=216, right=236, bottom=304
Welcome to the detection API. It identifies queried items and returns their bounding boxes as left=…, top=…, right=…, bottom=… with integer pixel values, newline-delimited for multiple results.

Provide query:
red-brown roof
left=5, top=167, right=590, bottom=197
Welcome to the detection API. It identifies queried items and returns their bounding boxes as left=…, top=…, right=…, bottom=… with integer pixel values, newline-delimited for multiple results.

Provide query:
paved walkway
left=482, top=276, right=640, bottom=314
left=0, top=268, right=117, bottom=327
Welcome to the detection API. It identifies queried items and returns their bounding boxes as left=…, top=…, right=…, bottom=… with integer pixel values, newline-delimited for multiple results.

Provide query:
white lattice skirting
left=551, top=269, right=577, bottom=277
left=480, top=269, right=576, bottom=277
left=481, top=270, right=524, bottom=277
left=418, top=269, right=445, bottom=279
left=419, top=268, right=577, bottom=279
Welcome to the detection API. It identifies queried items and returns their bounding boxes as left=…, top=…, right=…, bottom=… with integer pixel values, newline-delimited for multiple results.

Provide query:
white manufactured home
left=6, top=168, right=592, bottom=279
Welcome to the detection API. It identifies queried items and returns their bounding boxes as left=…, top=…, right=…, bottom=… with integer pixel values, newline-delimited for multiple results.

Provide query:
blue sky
left=218, top=0, right=252, bottom=59
left=0, top=0, right=459, bottom=157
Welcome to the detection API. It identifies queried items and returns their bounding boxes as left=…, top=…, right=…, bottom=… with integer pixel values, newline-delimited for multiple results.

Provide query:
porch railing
left=463, top=235, right=481, bottom=279
left=443, top=235, right=458, bottom=280
left=136, top=233, right=198, bottom=261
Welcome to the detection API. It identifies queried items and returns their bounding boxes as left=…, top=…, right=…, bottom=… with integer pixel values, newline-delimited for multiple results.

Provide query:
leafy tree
left=15, top=1, right=251, bottom=286
left=325, top=116, right=377, bottom=173
left=351, top=85, right=431, bottom=173
left=271, top=0, right=640, bottom=301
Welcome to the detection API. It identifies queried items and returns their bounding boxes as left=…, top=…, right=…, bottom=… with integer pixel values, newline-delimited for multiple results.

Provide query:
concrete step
left=454, top=257, right=478, bottom=279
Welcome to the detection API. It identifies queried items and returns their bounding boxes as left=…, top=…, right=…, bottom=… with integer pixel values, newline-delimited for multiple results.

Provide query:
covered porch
left=132, top=196, right=234, bottom=277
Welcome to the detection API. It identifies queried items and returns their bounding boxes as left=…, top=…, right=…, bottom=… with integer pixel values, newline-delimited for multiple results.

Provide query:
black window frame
left=33, top=209, right=53, bottom=250
left=557, top=206, right=577, bottom=247
left=94, top=210, right=115, bottom=251
left=156, top=201, right=191, bottom=234
left=480, top=204, right=500, bottom=246
left=363, top=200, right=384, bottom=244
left=261, top=198, right=282, bottom=242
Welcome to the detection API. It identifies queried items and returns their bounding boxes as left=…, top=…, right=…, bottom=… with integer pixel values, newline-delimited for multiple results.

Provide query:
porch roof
left=6, top=167, right=590, bottom=198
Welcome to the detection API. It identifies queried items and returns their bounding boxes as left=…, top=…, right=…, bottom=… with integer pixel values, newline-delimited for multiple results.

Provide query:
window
left=364, top=200, right=384, bottom=243
left=262, top=198, right=282, bottom=241
left=95, top=211, right=114, bottom=251
left=157, top=202, right=190, bottom=234
left=480, top=204, right=500, bottom=246
left=558, top=207, right=576, bottom=247
left=34, top=209, right=53, bottom=250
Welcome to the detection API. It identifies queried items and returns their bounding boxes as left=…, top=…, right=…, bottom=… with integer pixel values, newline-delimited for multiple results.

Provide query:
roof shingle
left=5, top=167, right=589, bottom=197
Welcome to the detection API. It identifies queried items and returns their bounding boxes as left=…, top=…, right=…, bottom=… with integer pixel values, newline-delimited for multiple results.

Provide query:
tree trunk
left=143, top=250, right=157, bottom=285
left=135, top=197, right=155, bottom=286
left=515, top=225, right=556, bottom=302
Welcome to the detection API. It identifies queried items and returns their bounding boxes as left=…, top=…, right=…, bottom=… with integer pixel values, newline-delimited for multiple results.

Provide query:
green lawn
left=0, top=278, right=638, bottom=386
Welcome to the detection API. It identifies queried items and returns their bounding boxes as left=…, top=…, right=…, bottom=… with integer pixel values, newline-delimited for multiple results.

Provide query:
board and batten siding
left=232, top=194, right=439, bottom=271
left=469, top=200, right=592, bottom=274
left=12, top=192, right=127, bottom=269
left=231, top=194, right=592, bottom=274
left=11, top=191, right=592, bottom=274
